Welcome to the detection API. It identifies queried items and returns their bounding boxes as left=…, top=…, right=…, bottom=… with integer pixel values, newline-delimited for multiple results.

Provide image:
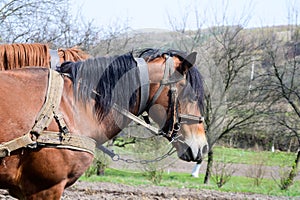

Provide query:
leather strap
left=50, top=49, right=60, bottom=69
left=134, top=58, right=149, bottom=115
left=37, top=131, right=96, bottom=155
left=113, top=103, right=160, bottom=135
left=146, top=56, right=175, bottom=108
left=31, top=69, right=65, bottom=134
left=0, top=69, right=96, bottom=157
left=0, top=134, right=34, bottom=157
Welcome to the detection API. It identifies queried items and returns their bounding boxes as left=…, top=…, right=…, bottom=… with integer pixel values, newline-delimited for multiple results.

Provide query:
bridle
left=113, top=55, right=204, bottom=142
left=146, top=55, right=204, bottom=141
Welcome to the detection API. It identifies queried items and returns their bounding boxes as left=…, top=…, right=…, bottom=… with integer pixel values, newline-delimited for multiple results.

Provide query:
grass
left=212, top=146, right=296, bottom=166
left=80, top=168, right=300, bottom=197
left=114, top=144, right=296, bottom=167
left=113, top=144, right=296, bottom=167
left=80, top=146, right=300, bottom=197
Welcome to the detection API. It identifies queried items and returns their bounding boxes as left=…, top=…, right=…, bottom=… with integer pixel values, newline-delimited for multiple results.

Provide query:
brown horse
left=0, top=43, right=90, bottom=70
left=0, top=48, right=208, bottom=199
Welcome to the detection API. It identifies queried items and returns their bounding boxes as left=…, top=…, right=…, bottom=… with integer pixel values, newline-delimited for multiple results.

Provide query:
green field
left=212, top=146, right=296, bottom=166
left=81, top=146, right=300, bottom=197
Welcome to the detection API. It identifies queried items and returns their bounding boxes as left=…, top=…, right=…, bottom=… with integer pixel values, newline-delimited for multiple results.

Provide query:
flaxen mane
left=57, top=47, right=90, bottom=63
left=0, top=43, right=89, bottom=70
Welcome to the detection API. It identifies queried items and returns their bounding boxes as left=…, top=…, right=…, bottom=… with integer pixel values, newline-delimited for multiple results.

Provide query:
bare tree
left=200, top=24, right=270, bottom=183
left=167, top=2, right=207, bottom=53
left=259, top=25, right=300, bottom=189
left=0, top=0, right=99, bottom=50
left=89, top=20, right=132, bottom=56
left=167, top=0, right=281, bottom=185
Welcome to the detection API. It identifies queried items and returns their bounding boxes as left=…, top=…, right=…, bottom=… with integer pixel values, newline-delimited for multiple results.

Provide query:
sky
left=72, top=0, right=299, bottom=30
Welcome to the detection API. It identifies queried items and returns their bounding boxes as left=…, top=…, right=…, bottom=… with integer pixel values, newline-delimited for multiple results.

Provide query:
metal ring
left=112, top=154, right=120, bottom=161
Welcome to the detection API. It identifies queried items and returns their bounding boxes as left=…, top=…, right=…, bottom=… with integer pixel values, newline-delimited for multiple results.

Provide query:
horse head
left=138, top=49, right=208, bottom=162
left=60, top=49, right=208, bottom=162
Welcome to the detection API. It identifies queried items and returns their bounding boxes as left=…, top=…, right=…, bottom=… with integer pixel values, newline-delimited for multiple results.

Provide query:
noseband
left=146, top=55, right=204, bottom=141
left=113, top=55, right=204, bottom=142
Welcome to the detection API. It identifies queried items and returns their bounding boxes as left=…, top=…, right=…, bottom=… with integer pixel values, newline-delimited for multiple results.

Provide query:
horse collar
left=134, top=57, right=149, bottom=115
left=50, top=49, right=60, bottom=70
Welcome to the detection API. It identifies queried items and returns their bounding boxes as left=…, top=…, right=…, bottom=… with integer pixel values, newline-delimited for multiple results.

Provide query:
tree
left=0, top=0, right=99, bottom=50
left=259, top=25, right=300, bottom=189
left=166, top=0, right=275, bottom=184
left=89, top=20, right=132, bottom=56
left=200, top=24, right=271, bottom=183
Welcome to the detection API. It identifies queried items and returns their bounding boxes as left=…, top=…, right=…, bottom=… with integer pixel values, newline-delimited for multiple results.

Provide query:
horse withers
left=0, top=48, right=208, bottom=199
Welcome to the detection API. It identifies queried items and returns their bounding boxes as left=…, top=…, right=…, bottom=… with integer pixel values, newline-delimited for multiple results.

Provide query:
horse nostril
left=202, top=144, right=208, bottom=155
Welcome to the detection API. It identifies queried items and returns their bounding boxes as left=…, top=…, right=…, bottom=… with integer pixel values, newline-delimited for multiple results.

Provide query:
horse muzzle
left=175, top=141, right=208, bottom=162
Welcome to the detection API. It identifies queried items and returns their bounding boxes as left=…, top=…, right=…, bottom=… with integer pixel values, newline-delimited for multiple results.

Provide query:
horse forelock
left=62, top=53, right=140, bottom=120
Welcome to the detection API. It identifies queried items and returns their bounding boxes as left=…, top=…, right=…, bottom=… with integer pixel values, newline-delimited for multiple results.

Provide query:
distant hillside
left=90, top=25, right=294, bottom=57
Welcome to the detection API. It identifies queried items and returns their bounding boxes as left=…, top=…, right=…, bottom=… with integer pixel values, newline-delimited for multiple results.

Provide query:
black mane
left=58, top=49, right=205, bottom=120
left=59, top=52, right=140, bottom=119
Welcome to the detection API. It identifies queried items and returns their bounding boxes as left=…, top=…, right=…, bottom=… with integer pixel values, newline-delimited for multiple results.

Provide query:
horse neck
left=147, top=59, right=166, bottom=83
left=59, top=82, right=113, bottom=144
left=72, top=57, right=169, bottom=144
left=62, top=74, right=141, bottom=144
left=146, top=58, right=170, bottom=106
left=90, top=76, right=143, bottom=143
left=73, top=108, right=134, bottom=144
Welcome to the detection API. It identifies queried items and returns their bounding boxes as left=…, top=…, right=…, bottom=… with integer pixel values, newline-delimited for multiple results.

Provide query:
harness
left=114, top=55, right=204, bottom=142
left=50, top=49, right=60, bottom=70
left=100, top=55, right=205, bottom=161
left=0, top=69, right=96, bottom=158
left=0, top=55, right=204, bottom=158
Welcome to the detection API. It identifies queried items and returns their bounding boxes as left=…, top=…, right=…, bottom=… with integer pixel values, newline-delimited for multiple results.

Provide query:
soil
left=1, top=159, right=299, bottom=200
left=60, top=181, right=294, bottom=200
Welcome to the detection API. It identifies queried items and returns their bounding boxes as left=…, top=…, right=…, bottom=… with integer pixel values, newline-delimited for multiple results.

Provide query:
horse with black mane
left=0, top=48, right=208, bottom=199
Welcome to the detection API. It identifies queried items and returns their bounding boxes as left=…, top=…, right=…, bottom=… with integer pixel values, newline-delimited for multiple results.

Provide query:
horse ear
left=182, top=52, right=197, bottom=71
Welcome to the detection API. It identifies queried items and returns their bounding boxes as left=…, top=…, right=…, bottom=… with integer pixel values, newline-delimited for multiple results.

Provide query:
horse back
left=0, top=68, right=49, bottom=141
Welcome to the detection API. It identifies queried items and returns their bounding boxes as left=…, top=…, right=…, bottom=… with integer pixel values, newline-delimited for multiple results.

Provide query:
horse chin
left=174, top=144, right=198, bottom=162
left=177, top=147, right=201, bottom=162
left=174, top=140, right=208, bottom=162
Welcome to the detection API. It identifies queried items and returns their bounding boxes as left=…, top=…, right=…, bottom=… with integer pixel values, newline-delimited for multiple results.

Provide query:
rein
left=0, top=55, right=204, bottom=162
left=112, top=56, right=204, bottom=142
left=98, top=144, right=176, bottom=164
left=98, top=55, right=204, bottom=163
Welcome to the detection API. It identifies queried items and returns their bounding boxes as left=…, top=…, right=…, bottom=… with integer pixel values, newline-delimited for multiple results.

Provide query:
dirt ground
left=0, top=181, right=294, bottom=200
left=60, top=181, right=295, bottom=200
left=1, top=159, right=299, bottom=200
